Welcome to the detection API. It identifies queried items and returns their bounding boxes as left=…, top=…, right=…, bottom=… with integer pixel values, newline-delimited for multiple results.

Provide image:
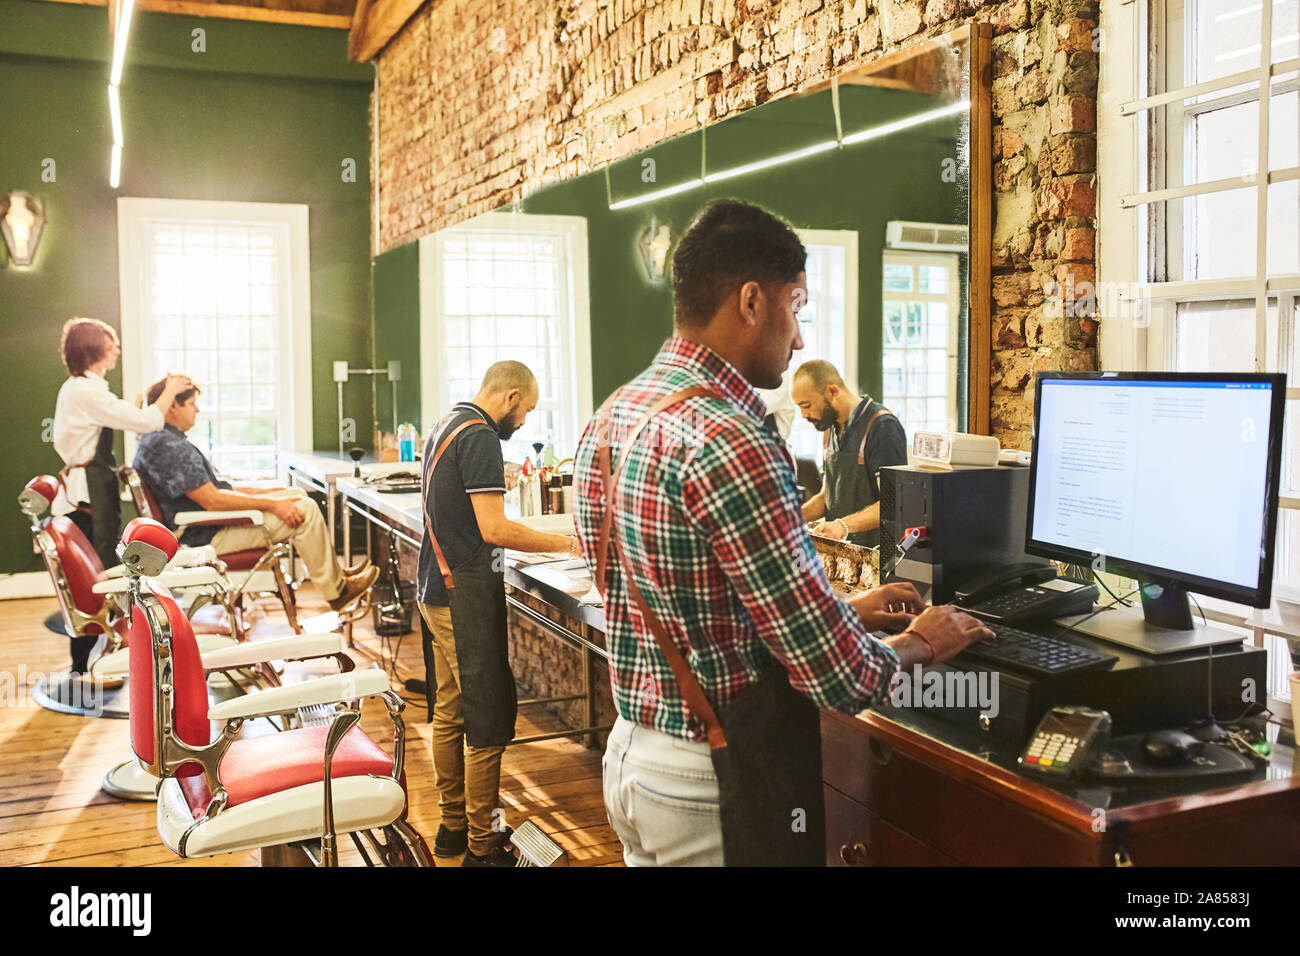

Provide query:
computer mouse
left=1140, top=729, right=1199, bottom=766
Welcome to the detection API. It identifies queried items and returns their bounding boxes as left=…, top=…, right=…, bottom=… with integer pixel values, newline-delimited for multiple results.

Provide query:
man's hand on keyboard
left=850, top=582, right=925, bottom=633
left=885, top=605, right=995, bottom=668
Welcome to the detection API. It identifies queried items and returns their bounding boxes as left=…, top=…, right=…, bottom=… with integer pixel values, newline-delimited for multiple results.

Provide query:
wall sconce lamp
left=0, top=191, right=46, bottom=268
left=637, top=217, right=673, bottom=283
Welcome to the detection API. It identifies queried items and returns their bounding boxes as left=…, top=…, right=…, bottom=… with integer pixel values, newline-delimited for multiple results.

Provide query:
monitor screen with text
left=1029, top=376, right=1280, bottom=593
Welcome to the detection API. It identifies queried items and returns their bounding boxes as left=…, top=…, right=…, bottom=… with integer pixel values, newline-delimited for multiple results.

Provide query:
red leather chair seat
left=177, top=725, right=392, bottom=818
left=220, top=549, right=266, bottom=571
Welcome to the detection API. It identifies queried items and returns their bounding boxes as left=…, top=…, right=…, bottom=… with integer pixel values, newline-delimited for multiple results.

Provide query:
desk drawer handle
left=839, top=842, right=870, bottom=866
left=869, top=739, right=893, bottom=765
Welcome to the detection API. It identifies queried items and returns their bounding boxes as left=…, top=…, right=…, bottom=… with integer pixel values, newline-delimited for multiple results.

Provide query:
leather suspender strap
left=421, top=418, right=488, bottom=592
left=593, top=386, right=711, bottom=605
left=857, top=407, right=896, bottom=466
left=593, top=385, right=728, bottom=750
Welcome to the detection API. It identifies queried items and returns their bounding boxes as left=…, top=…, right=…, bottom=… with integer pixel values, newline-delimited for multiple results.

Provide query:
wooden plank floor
left=0, top=589, right=623, bottom=867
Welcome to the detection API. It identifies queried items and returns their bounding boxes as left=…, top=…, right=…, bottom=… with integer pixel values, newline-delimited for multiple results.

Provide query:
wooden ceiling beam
left=348, top=0, right=423, bottom=61
left=46, top=0, right=353, bottom=30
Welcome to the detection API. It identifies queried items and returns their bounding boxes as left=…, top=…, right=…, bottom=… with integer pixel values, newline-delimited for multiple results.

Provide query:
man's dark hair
left=146, top=376, right=201, bottom=407
left=671, top=199, right=807, bottom=327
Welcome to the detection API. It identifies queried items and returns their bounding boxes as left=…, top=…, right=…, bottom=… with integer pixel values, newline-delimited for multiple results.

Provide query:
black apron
left=422, top=421, right=518, bottom=749
left=63, top=426, right=120, bottom=671
left=822, top=402, right=894, bottom=549
left=595, top=387, right=824, bottom=866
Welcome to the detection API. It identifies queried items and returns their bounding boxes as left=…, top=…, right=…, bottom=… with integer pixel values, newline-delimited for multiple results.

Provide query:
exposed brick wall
left=374, top=0, right=1100, bottom=447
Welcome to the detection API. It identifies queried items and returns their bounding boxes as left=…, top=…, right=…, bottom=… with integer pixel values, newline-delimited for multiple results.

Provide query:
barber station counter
left=825, top=703, right=1299, bottom=867
left=333, top=477, right=613, bottom=747
left=331, top=476, right=1300, bottom=864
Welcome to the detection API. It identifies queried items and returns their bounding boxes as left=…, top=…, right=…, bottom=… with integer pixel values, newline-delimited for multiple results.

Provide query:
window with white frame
left=882, top=250, right=961, bottom=436
left=117, top=199, right=312, bottom=480
left=1099, top=0, right=1299, bottom=700
left=419, top=214, right=592, bottom=459
left=787, top=230, right=859, bottom=464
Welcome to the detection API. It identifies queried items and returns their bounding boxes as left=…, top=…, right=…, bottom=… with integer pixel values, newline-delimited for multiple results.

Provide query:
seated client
left=133, top=377, right=377, bottom=611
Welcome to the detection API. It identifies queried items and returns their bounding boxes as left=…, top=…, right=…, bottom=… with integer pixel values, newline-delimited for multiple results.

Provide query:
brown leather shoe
left=328, top=565, right=379, bottom=611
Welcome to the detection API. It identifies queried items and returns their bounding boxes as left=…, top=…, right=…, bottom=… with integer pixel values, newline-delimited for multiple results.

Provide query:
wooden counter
left=822, top=707, right=1300, bottom=866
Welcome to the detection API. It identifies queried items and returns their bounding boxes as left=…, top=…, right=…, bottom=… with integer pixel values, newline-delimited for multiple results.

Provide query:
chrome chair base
left=31, top=673, right=129, bottom=718
left=102, top=759, right=159, bottom=801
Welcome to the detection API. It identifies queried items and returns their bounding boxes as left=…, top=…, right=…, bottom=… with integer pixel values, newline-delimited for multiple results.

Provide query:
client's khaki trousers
left=209, top=488, right=344, bottom=601
left=418, top=602, right=507, bottom=855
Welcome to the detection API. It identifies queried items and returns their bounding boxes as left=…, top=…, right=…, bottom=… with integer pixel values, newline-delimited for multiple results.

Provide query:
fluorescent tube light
left=840, top=100, right=970, bottom=146
left=108, top=84, right=123, bottom=146
left=702, top=140, right=839, bottom=184
left=606, top=100, right=970, bottom=210
left=110, top=144, right=122, bottom=189
left=609, top=178, right=705, bottom=211
left=109, top=0, right=136, bottom=87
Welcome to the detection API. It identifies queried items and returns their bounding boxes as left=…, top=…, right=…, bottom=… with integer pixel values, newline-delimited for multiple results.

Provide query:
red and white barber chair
left=18, top=476, right=234, bottom=720
left=121, top=520, right=432, bottom=866
left=120, top=466, right=362, bottom=638
left=20, top=478, right=354, bottom=802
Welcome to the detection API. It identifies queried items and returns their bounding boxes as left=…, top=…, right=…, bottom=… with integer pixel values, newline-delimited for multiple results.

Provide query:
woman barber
left=51, top=318, right=190, bottom=671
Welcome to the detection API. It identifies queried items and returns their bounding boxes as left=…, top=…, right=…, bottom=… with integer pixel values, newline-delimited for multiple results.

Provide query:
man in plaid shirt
left=574, top=200, right=992, bottom=866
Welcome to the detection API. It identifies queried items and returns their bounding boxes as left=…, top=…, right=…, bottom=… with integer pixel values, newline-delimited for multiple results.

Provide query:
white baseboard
left=0, top=572, right=55, bottom=600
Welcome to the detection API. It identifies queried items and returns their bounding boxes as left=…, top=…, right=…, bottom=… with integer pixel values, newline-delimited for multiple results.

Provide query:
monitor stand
left=1054, top=582, right=1246, bottom=656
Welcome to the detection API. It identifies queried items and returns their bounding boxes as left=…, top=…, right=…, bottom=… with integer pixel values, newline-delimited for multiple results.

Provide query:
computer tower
left=879, top=464, right=1044, bottom=603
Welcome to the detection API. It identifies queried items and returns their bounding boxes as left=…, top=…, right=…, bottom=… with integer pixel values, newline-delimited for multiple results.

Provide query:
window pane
left=1175, top=300, right=1258, bottom=369
left=1270, top=88, right=1298, bottom=170
left=1281, top=398, right=1300, bottom=495
left=1187, top=191, right=1257, bottom=278
left=883, top=263, right=912, bottom=292
left=918, top=265, right=949, bottom=294
left=1275, top=509, right=1300, bottom=592
left=1193, top=0, right=1264, bottom=84
left=1268, top=181, right=1300, bottom=274
left=1194, top=100, right=1258, bottom=182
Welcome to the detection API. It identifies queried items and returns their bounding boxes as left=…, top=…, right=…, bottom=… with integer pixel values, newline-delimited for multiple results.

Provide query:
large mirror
left=372, top=25, right=991, bottom=471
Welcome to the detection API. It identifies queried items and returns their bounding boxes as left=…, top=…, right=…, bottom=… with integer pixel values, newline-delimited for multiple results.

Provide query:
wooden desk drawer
left=822, top=711, right=1102, bottom=865
left=825, top=785, right=956, bottom=866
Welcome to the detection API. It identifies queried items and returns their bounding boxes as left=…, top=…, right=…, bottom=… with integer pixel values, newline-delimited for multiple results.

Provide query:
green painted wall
left=372, top=241, right=421, bottom=436
left=378, top=85, right=965, bottom=435
left=0, top=1, right=372, bottom=575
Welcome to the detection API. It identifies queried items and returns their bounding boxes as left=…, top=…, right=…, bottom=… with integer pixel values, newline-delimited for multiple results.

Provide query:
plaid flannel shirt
left=573, top=337, right=899, bottom=742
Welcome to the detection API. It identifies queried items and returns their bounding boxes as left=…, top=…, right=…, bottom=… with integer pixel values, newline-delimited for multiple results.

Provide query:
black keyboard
left=954, top=623, right=1118, bottom=677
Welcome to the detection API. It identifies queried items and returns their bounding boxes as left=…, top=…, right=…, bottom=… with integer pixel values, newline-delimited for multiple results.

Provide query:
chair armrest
left=200, top=634, right=343, bottom=672
left=92, top=565, right=222, bottom=594
left=175, top=510, right=264, bottom=528
left=207, top=670, right=391, bottom=721
left=169, top=545, right=221, bottom=566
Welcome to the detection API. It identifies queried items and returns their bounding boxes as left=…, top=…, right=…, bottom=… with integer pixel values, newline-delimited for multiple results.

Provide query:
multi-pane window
left=1102, top=0, right=1300, bottom=703
left=1128, top=0, right=1300, bottom=598
left=881, top=250, right=960, bottom=436
left=787, top=232, right=855, bottom=463
left=137, top=219, right=291, bottom=478
left=427, top=215, right=589, bottom=458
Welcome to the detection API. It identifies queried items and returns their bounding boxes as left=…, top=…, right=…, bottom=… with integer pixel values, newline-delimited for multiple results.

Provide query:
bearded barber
left=418, top=360, right=577, bottom=867
left=792, top=359, right=906, bottom=547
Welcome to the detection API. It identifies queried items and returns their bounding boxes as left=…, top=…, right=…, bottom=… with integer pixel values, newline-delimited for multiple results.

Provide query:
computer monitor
left=1026, top=372, right=1286, bottom=639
